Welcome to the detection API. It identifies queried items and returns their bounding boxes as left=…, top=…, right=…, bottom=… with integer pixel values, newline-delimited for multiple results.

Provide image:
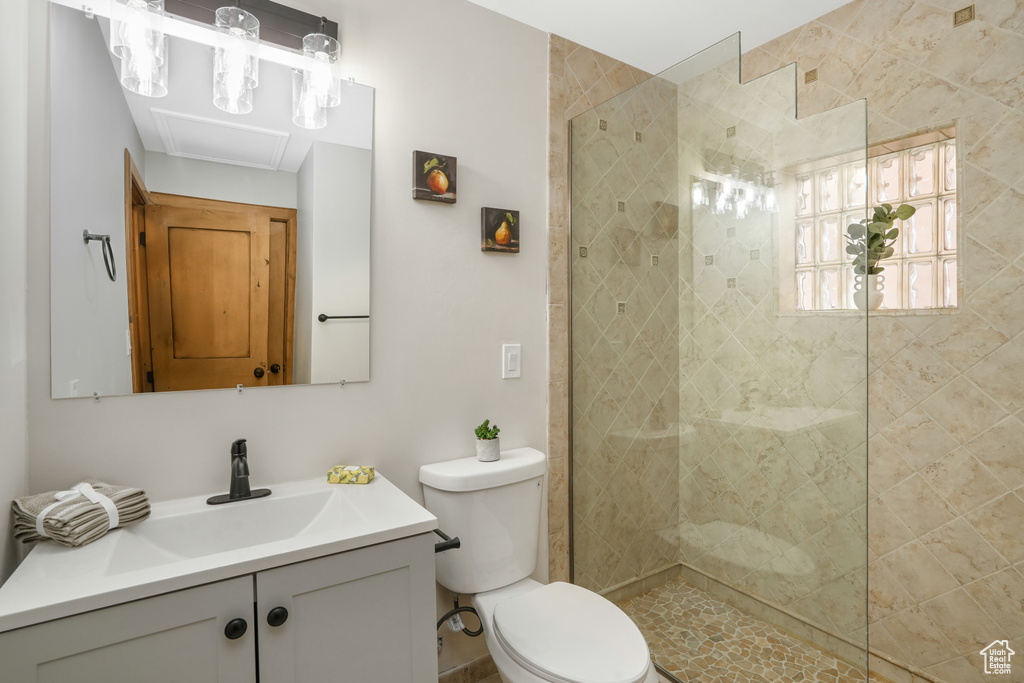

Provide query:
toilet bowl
left=473, top=578, right=659, bottom=683
left=419, top=448, right=659, bottom=683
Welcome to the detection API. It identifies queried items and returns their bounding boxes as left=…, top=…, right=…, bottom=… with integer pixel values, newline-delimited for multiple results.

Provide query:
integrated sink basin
left=140, top=489, right=336, bottom=559
left=110, top=482, right=368, bottom=570
left=0, top=474, right=437, bottom=633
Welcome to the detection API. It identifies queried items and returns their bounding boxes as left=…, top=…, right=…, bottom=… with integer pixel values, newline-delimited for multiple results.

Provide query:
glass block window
left=794, top=136, right=957, bottom=311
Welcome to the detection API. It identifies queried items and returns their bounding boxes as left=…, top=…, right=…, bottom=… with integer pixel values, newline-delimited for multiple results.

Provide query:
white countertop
left=0, top=474, right=436, bottom=633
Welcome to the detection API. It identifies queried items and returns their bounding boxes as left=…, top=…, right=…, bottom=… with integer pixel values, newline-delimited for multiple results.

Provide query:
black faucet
left=207, top=439, right=272, bottom=505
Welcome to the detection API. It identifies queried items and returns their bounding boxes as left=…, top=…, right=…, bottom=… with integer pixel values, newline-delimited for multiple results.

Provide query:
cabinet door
left=256, top=533, right=436, bottom=683
left=0, top=576, right=256, bottom=683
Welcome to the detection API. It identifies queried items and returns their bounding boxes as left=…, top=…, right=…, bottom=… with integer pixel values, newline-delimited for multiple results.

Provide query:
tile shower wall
left=569, top=63, right=681, bottom=593
left=674, top=54, right=871, bottom=647
left=547, top=36, right=654, bottom=583
left=742, top=1, right=1024, bottom=681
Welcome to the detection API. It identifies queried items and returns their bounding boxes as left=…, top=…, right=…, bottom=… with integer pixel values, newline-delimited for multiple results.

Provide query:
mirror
left=48, top=0, right=373, bottom=399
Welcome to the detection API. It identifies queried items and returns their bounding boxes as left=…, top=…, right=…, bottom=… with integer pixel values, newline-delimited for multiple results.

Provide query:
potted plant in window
left=846, top=203, right=916, bottom=310
left=474, top=419, right=501, bottom=462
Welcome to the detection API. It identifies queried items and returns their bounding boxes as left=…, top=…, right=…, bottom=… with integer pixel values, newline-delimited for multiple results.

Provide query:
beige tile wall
left=734, top=1, right=1024, bottom=681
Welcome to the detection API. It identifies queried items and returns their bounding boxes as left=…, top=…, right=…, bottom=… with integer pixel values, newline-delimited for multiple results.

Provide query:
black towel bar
left=318, top=314, right=370, bottom=322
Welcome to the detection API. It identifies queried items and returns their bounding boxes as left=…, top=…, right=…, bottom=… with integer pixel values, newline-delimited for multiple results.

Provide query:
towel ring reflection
left=83, top=230, right=116, bottom=282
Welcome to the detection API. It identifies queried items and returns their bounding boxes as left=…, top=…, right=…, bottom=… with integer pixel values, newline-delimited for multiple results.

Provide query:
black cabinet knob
left=267, top=606, right=289, bottom=627
left=224, top=618, right=248, bottom=640
left=253, top=367, right=265, bottom=379
left=270, top=363, right=281, bottom=374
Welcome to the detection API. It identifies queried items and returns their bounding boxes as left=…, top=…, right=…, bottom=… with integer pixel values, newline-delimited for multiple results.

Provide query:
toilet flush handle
left=433, top=528, right=461, bottom=553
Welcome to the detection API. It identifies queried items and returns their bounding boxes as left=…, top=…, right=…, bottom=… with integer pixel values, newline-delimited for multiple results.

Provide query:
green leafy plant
left=474, top=419, right=500, bottom=440
left=846, top=203, right=916, bottom=274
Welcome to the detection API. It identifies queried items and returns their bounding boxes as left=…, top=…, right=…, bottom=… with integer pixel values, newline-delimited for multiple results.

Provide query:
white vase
left=853, top=273, right=884, bottom=311
left=476, top=438, right=500, bottom=462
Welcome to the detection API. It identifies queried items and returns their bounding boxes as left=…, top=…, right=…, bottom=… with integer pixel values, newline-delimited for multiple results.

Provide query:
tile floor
left=617, top=578, right=884, bottom=683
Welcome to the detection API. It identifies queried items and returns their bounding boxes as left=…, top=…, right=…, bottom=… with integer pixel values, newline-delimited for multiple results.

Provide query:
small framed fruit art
left=413, top=151, right=456, bottom=203
left=481, top=208, right=520, bottom=253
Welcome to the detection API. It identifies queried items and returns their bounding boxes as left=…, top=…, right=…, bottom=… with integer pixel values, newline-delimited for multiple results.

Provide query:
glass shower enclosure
left=569, top=35, right=870, bottom=681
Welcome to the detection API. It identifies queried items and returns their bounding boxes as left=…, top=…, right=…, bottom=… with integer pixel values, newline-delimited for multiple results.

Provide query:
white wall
left=21, top=0, right=548, bottom=667
left=49, top=4, right=142, bottom=399
left=0, top=0, right=30, bottom=583
left=143, top=152, right=299, bottom=209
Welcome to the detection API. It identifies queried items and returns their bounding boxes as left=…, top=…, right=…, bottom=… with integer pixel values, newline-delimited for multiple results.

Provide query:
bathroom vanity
left=0, top=476, right=438, bottom=682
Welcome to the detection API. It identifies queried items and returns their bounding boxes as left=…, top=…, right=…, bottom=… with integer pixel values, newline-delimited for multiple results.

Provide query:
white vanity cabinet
left=0, top=533, right=436, bottom=682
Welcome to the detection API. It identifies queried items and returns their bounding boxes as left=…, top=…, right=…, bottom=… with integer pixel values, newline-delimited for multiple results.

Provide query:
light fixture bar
left=53, top=0, right=320, bottom=72
left=166, top=0, right=337, bottom=48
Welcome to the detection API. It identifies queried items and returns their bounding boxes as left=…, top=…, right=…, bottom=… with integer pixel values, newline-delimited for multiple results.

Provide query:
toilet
left=419, top=447, right=659, bottom=683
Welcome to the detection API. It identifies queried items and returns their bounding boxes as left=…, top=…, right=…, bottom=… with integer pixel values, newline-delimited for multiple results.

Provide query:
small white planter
left=854, top=273, right=884, bottom=311
left=476, top=438, right=500, bottom=462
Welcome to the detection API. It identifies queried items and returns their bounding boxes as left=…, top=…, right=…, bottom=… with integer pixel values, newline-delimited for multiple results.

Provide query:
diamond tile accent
left=954, top=5, right=975, bottom=27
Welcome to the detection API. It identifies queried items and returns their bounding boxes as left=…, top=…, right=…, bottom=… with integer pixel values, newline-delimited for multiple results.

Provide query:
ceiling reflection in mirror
left=48, top=1, right=373, bottom=399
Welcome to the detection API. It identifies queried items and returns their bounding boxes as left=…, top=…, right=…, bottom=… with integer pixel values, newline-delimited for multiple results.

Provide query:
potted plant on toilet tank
left=846, top=202, right=915, bottom=310
left=475, top=419, right=501, bottom=462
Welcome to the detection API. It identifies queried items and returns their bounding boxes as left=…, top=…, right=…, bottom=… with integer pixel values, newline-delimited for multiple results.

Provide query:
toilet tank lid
left=419, top=447, right=546, bottom=492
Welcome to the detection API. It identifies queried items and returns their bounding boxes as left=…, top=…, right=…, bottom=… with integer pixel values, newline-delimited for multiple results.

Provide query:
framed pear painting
left=413, top=151, right=457, bottom=203
left=481, top=208, right=519, bottom=253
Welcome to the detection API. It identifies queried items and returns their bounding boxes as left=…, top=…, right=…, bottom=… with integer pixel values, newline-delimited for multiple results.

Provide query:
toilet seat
left=492, top=582, right=651, bottom=683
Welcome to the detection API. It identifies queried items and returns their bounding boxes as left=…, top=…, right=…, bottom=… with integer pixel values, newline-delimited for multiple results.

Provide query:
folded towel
left=12, top=480, right=150, bottom=547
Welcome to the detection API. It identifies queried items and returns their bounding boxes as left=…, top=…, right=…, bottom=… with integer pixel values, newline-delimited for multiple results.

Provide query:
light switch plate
left=502, top=344, right=521, bottom=379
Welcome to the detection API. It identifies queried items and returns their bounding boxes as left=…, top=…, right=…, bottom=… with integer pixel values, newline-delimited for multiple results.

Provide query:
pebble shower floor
left=617, top=578, right=891, bottom=683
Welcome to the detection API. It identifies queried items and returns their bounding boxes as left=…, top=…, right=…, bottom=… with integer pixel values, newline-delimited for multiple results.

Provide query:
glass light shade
left=301, top=33, right=341, bottom=107
left=110, top=0, right=165, bottom=60
left=110, top=0, right=168, bottom=97
left=292, top=68, right=326, bottom=129
left=213, top=76, right=253, bottom=114
left=213, top=7, right=260, bottom=114
left=119, top=35, right=168, bottom=97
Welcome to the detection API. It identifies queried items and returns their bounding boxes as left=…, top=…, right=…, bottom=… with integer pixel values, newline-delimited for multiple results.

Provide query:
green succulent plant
left=846, top=203, right=916, bottom=275
left=474, top=419, right=500, bottom=440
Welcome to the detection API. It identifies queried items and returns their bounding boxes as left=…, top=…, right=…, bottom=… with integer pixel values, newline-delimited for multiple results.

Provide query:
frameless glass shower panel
left=678, top=53, right=869, bottom=648
left=569, top=38, right=697, bottom=594
left=571, top=31, right=870, bottom=683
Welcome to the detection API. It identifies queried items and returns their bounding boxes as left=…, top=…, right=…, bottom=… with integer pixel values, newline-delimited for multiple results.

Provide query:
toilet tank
left=419, top=447, right=546, bottom=595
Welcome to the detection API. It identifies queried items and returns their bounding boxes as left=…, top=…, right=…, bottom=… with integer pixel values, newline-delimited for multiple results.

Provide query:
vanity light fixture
left=213, top=5, right=260, bottom=114
left=97, top=0, right=344, bottom=122
left=109, top=0, right=168, bottom=97
left=292, top=29, right=341, bottom=129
